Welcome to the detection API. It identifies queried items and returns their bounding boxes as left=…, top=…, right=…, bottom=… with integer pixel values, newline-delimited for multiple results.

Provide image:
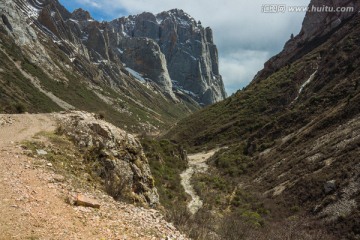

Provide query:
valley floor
left=180, top=149, right=219, bottom=214
left=0, top=114, right=187, bottom=240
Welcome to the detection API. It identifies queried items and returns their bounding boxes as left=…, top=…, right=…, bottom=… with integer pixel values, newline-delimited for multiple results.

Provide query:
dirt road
left=0, top=114, right=56, bottom=148
left=0, top=113, right=187, bottom=240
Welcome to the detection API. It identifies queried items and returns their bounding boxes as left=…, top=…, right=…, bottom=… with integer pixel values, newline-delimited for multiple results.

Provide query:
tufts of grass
left=22, top=131, right=101, bottom=191
left=140, top=137, right=188, bottom=210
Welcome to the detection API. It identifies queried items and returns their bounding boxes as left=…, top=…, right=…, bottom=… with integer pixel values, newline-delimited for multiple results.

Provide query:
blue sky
left=59, top=1, right=126, bottom=20
left=59, top=0, right=310, bottom=94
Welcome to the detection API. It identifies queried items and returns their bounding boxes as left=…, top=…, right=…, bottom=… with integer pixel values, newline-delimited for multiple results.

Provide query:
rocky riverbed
left=180, top=149, right=219, bottom=214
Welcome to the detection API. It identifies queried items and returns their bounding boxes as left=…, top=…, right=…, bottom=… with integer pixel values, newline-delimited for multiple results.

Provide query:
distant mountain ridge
left=0, top=0, right=226, bottom=132
left=112, top=9, right=227, bottom=105
left=19, top=0, right=226, bottom=106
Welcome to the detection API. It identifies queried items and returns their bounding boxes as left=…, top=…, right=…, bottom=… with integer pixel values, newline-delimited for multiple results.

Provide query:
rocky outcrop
left=114, top=9, right=227, bottom=105
left=119, top=37, right=176, bottom=100
left=254, top=0, right=360, bottom=82
left=0, top=0, right=41, bottom=47
left=300, top=0, right=360, bottom=42
left=1, top=14, right=12, bottom=31
left=71, top=8, right=91, bottom=21
left=56, top=111, right=159, bottom=206
left=0, top=0, right=78, bottom=80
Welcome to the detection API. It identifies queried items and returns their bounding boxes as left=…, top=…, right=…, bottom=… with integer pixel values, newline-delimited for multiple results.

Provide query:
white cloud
left=76, top=0, right=101, bottom=9
left=73, top=0, right=311, bottom=94
left=220, top=50, right=270, bottom=94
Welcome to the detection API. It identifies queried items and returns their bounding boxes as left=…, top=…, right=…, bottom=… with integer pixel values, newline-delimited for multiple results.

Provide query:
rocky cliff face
left=0, top=0, right=225, bottom=106
left=112, top=9, right=227, bottom=105
left=254, top=0, right=360, bottom=82
left=119, top=37, right=176, bottom=100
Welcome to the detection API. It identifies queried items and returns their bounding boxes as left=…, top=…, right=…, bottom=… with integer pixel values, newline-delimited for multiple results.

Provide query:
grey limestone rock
left=119, top=37, right=176, bottom=100
left=56, top=111, right=159, bottom=207
left=111, top=9, right=227, bottom=105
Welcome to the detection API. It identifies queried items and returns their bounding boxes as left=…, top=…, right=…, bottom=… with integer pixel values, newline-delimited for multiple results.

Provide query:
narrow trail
left=0, top=114, right=56, bottom=148
left=180, top=149, right=219, bottom=214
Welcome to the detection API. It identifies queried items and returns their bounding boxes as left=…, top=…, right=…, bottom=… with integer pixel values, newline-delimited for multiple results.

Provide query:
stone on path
left=75, top=194, right=100, bottom=209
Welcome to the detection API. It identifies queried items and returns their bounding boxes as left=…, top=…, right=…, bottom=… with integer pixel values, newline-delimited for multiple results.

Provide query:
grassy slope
left=166, top=55, right=310, bottom=151
left=165, top=13, right=360, bottom=239
left=167, top=16, right=360, bottom=153
left=167, top=14, right=360, bottom=151
left=0, top=31, right=197, bottom=133
left=140, top=138, right=188, bottom=210
left=0, top=36, right=61, bottom=113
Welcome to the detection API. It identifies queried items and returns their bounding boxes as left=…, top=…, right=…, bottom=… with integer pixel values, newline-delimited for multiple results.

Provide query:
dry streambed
left=180, top=149, right=219, bottom=214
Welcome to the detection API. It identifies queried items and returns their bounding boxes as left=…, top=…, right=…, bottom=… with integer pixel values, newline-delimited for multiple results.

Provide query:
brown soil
left=0, top=114, right=187, bottom=240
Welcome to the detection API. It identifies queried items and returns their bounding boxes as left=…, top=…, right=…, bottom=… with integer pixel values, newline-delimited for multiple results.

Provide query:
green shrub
left=14, top=103, right=26, bottom=113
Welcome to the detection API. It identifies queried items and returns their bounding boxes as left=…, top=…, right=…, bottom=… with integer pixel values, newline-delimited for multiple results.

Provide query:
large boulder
left=56, top=111, right=159, bottom=207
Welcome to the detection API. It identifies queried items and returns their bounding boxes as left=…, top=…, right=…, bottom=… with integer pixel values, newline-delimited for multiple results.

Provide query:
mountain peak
left=111, top=9, right=226, bottom=105
left=254, top=0, right=360, bottom=83
left=71, top=8, right=93, bottom=21
left=156, top=9, right=197, bottom=26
